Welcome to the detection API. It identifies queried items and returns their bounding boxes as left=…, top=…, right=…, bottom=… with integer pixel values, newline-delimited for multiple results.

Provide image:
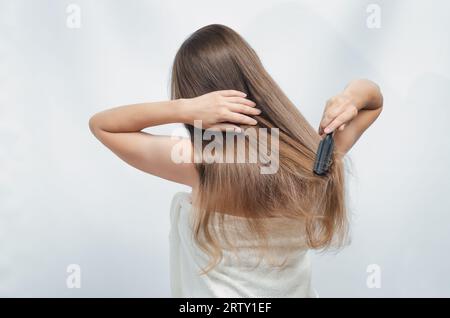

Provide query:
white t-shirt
left=169, top=191, right=318, bottom=298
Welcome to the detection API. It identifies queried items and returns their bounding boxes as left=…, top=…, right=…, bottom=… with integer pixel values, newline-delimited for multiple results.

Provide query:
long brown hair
left=171, top=24, right=347, bottom=271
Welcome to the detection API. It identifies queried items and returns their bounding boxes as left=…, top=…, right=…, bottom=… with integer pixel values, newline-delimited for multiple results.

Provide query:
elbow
left=375, top=83, right=383, bottom=110
left=365, top=79, right=383, bottom=110
left=88, top=114, right=101, bottom=137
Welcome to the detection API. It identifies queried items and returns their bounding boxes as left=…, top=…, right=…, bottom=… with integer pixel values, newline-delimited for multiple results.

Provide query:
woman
left=89, top=24, right=383, bottom=297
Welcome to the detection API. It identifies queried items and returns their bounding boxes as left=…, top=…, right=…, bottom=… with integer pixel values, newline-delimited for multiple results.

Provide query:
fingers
left=222, top=111, right=258, bottom=125
left=218, top=90, right=247, bottom=97
left=219, top=95, right=260, bottom=125
left=319, top=104, right=344, bottom=132
left=226, top=97, right=256, bottom=107
left=226, top=103, right=261, bottom=116
left=208, top=123, right=242, bottom=132
left=319, top=95, right=358, bottom=134
left=323, top=109, right=355, bottom=134
left=203, top=90, right=260, bottom=127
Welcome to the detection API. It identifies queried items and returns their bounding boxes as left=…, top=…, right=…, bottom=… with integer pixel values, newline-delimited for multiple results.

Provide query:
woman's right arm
left=88, top=90, right=260, bottom=187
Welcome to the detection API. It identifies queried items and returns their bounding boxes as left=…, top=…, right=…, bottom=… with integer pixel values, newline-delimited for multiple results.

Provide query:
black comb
left=313, top=133, right=334, bottom=176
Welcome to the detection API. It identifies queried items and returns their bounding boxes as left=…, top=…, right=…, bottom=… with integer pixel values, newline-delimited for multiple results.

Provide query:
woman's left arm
left=318, top=79, right=384, bottom=155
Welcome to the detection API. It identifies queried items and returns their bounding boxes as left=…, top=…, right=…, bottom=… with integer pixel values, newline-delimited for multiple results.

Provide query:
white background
left=1, top=0, right=449, bottom=297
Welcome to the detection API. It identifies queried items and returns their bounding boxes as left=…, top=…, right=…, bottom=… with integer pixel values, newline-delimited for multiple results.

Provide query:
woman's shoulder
left=170, top=191, right=192, bottom=209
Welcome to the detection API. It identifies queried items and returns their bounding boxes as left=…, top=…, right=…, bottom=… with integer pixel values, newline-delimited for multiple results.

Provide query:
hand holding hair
left=319, top=79, right=383, bottom=136
left=180, top=90, right=260, bottom=132
left=319, top=93, right=359, bottom=135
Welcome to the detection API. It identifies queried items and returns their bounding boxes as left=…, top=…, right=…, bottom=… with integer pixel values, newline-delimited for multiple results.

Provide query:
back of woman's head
left=171, top=24, right=347, bottom=271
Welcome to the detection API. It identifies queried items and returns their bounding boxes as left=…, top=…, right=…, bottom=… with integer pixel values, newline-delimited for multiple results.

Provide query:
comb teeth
left=313, top=133, right=334, bottom=176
